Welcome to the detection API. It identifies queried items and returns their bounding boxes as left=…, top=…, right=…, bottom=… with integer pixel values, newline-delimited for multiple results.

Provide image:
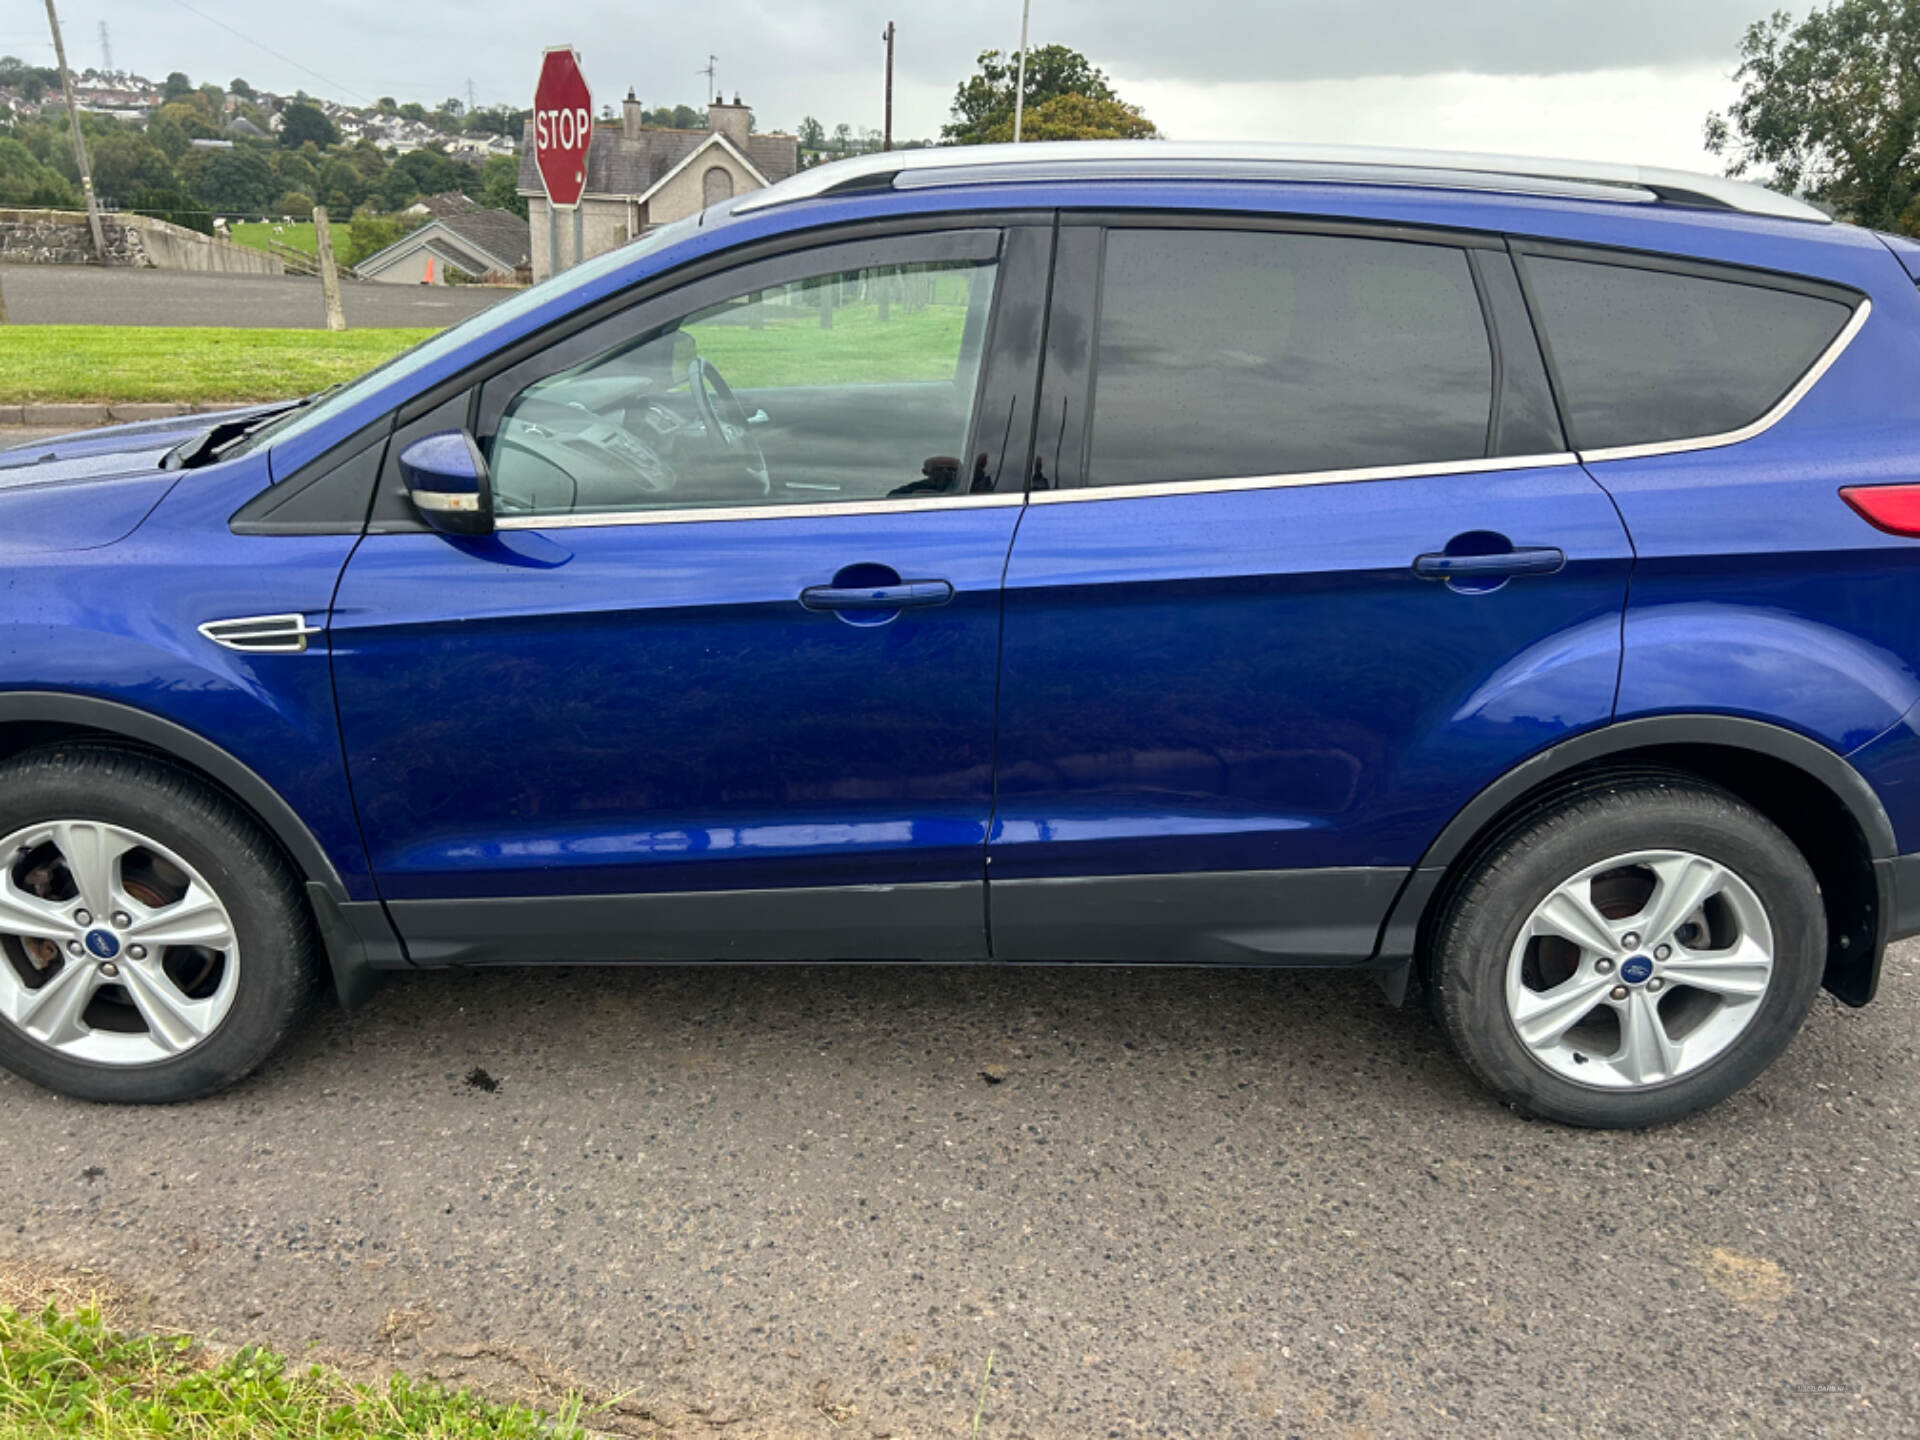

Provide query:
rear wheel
left=1430, top=776, right=1825, bottom=1128
left=0, top=746, right=315, bottom=1103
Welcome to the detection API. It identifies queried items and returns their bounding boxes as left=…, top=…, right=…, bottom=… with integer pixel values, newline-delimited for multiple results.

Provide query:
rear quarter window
left=1520, top=255, right=1856, bottom=453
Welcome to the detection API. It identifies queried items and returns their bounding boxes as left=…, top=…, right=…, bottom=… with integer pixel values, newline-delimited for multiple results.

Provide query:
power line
left=164, top=0, right=372, bottom=104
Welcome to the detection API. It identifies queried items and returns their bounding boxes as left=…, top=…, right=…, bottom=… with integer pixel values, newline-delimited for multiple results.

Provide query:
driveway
left=0, top=263, right=506, bottom=328
left=2, top=943, right=1913, bottom=1438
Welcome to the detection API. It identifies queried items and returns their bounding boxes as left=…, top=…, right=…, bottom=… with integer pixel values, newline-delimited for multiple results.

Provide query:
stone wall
left=0, top=209, right=284, bottom=274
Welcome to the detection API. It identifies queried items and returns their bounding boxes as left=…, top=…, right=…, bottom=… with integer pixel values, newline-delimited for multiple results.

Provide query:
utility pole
left=43, top=0, right=106, bottom=260
left=881, top=22, right=895, bottom=151
left=698, top=55, right=718, bottom=106
left=1012, top=0, right=1032, bottom=143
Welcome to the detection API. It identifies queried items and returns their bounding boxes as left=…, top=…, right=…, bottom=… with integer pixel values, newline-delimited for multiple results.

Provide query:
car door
left=330, top=225, right=1050, bottom=964
left=989, top=218, right=1635, bottom=962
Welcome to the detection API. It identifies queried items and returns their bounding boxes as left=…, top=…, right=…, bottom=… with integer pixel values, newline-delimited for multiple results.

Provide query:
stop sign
left=532, top=47, right=592, bottom=208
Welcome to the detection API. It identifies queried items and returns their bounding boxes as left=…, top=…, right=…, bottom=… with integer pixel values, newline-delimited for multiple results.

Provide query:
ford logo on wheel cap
left=1620, top=955, right=1655, bottom=985
left=83, top=929, right=120, bottom=960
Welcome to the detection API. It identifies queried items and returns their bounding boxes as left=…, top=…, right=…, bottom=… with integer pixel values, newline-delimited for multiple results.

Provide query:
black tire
left=0, top=745, right=317, bottom=1103
left=1429, top=775, right=1825, bottom=1129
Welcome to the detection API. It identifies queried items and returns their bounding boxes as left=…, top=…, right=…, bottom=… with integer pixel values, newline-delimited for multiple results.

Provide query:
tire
left=0, top=745, right=316, bottom=1103
left=1429, top=775, right=1825, bottom=1128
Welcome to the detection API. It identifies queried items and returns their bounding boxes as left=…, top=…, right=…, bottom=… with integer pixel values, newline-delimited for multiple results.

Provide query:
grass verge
left=0, top=1298, right=598, bottom=1440
left=0, top=327, right=435, bottom=405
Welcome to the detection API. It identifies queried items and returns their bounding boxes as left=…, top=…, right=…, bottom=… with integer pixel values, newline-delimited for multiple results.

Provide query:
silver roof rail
left=730, top=140, right=1829, bottom=225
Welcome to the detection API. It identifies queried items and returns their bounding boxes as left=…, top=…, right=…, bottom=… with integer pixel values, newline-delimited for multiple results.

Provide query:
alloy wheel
left=0, top=820, right=239, bottom=1066
left=1504, top=849, right=1774, bottom=1089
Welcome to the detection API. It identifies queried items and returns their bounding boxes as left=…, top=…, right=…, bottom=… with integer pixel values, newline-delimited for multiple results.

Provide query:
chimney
left=708, top=95, right=750, bottom=149
left=623, top=88, right=644, bottom=141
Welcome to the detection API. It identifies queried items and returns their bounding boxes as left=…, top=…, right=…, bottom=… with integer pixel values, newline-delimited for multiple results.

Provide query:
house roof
left=355, top=207, right=531, bottom=278
left=516, top=122, right=798, bottom=200
left=408, top=190, right=479, bottom=218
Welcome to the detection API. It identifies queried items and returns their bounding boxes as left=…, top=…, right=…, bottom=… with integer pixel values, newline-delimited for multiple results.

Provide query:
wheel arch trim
left=0, top=691, right=351, bottom=902
left=1377, top=714, right=1897, bottom=968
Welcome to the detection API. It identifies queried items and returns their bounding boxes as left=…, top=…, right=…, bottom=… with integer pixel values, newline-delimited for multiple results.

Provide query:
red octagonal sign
left=532, top=47, right=592, bottom=208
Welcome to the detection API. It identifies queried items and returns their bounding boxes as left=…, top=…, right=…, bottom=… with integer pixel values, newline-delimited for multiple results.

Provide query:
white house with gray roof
left=516, top=94, right=799, bottom=281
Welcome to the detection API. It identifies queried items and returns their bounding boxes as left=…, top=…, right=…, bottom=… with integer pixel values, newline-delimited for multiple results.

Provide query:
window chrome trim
left=494, top=491, right=1025, bottom=531
left=1026, top=451, right=1579, bottom=506
left=1577, top=296, right=1871, bottom=465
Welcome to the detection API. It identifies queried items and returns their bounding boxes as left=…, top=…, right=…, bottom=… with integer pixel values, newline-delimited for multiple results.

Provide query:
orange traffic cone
left=423, top=255, right=435, bottom=285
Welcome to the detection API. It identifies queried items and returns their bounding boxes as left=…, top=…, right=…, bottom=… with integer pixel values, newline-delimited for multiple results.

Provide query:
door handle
left=1413, top=546, right=1565, bottom=580
left=799, top=579, right=954, bottom=612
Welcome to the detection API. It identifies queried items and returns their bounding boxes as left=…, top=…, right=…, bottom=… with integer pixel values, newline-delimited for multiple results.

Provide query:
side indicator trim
left=197, top=614, right=325, bottom=655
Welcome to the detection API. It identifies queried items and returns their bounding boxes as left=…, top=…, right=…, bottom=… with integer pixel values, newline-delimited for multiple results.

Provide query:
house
left=516, top=93, right=799, bottom=281
left=353, top=207, right=531, bottom=285
left=403, top=190, right=480, bottom=221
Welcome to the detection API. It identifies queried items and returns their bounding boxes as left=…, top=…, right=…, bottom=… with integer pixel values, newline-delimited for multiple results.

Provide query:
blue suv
left=4, top=141, right=1917, bottom=1126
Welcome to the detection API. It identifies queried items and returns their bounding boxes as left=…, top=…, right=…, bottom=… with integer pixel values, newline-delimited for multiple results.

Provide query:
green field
left=688, top=300, right=969, bottom=388
left=0, top=326, right=434, bottom=404
left=227, top=221, right=317, bottom=257
left=0, top=1298, right=596, bottom=1440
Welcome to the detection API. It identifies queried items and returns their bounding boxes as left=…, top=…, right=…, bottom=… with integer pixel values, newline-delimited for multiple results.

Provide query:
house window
left=702, top=166, right=734, bottom=207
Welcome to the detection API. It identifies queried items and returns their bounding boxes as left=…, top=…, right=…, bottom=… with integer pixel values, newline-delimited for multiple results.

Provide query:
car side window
left=1085, top=229, right=1495, bottom=488
left=1519, top=255, right=1856, bottom=452
left=485, top=256, right=999, bottom=517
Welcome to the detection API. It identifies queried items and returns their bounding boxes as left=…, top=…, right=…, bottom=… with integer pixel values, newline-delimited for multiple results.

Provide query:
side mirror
left=398, top=430, right=493, bottom=536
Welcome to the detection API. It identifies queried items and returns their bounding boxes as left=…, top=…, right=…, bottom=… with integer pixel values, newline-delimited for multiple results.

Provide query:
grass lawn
left=0, top=1299, right=598, bottom=1439
left=227, top=221, right=317, bottom=257
left=0, top=326, right=435, bottom=405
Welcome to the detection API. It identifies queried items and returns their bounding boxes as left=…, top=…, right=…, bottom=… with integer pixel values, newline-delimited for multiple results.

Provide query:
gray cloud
left=74, top=0, right=1766, bottom=139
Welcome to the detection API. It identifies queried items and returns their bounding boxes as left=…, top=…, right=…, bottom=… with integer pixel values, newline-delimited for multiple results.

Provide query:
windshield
left=233, top=214, right=706, bottom=460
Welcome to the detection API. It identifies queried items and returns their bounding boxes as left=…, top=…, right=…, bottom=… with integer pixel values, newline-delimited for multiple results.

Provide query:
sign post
left=532, top=46, right=592, bottom=275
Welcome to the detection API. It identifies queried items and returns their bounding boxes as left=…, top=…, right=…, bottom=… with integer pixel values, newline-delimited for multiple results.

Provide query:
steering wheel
left=687, top=357, right=770, bottom=496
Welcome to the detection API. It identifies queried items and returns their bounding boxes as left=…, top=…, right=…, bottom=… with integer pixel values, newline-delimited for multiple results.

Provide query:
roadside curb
left=1, top=401, right=281, bottom=428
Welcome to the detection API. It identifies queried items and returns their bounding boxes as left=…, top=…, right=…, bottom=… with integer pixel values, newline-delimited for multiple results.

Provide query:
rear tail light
left=1841, top=484, right=1920, bottom=536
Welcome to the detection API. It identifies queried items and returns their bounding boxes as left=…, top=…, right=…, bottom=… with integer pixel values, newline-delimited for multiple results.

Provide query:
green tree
left=317, top=155, right=371, bottom=213
left=273, top=149, right=319, bottom=196
left=87, top=130, right=176, bottom=204
left=186, top=145, right=277, bottom=216
left=978, top=91, right=1157, bottom=143
left=943, top=44, right=1148, bottom=144
left=230, top=77, right=254, bottom=100
left=0, top=135, right=77, bottom=207
left=797, top=115, right=826, bottom=149
left=274, top=189, right=314, bottom=217
left=279, top=102, right=337, bottom=150
left=131, top=185, right=211, bottom=234
left=478, top=152, right=527, bottom=217
left=156, top=100, right=216, bottom=141
left=145, top=111, right=190, bottom=162
left=1706, top=0, right=1920, bottom=231
left=162, top=71, right=193, bottom=103
left=378, top=146, right=467, bottom=209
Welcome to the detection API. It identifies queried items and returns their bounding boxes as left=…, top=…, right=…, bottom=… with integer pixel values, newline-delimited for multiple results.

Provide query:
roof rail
left=730, top=141, right=1830, bottom=225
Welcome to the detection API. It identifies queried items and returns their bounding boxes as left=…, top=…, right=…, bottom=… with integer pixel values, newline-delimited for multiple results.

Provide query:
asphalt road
left=0, top=263, right=506, bottom=328
left=3, top=941, right=1914, bottom=1439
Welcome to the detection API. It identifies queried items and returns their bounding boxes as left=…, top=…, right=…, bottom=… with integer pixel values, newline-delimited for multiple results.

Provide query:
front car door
left=330, top=225, right=1049, bottom=964
left=990, top=216, right=1635, bottom=962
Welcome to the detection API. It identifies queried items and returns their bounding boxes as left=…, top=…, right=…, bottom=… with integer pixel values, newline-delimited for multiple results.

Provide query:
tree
left=478, top=152, right=527, bottom=217
left=797, top=115, right=826, bottom=149
left=1706, top=1, right=1920, bottom=231
left=943, top=44, right=1149, bottom=144
left=979, top=92, right=1157, bottom=143
left=185, top=144, right=277, bottom=216
left=274, top=189, right=314, bottom=218
left=162, top=71, right=193, bottom=103
left=131, top=185, right=211, bottom=235
left=279, top=102, right=337, bottom=150
left=87, top=130, right=175, bottom=204
left=0, top=136, right=77, bottom=207
left=378, top=146, right=466, bottom=210
left=317, top=155, right=372, bottom=213
left=230, top=77, right=254, bottom=100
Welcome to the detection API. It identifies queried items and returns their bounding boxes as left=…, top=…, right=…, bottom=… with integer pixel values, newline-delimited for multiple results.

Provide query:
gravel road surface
left=3, top=941, right=1914, bottom=1438
left=0, top=263, right=505, bottom=328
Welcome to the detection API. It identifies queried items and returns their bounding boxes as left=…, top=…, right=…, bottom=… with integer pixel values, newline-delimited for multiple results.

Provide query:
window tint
left=486, top=257, right=997, bottom=517
left=1087, top=229, right=1494, bottom=487
left=1522, top=256, right=1854, bottom=452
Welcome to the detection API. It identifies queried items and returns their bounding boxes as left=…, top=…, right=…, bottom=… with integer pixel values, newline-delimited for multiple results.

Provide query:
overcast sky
left=17, top=1, right=1778, bottom=171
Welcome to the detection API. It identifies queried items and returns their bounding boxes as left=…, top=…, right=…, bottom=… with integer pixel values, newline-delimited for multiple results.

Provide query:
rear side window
left=1087, top=229, right=1495, bottom=487
left=1520, top=256, right=1855, bottom=452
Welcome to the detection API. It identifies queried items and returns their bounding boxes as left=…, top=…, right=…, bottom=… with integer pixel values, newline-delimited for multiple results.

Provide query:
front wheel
left=0, top=746, right=316, bottom=1103
left=1430, top=776, right=1826, bottom=1128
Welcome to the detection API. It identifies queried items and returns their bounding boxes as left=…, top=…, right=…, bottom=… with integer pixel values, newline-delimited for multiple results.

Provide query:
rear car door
left=989, top=217, right=1635, bottom=961
left=330, top=226, right=1048, bottom=963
